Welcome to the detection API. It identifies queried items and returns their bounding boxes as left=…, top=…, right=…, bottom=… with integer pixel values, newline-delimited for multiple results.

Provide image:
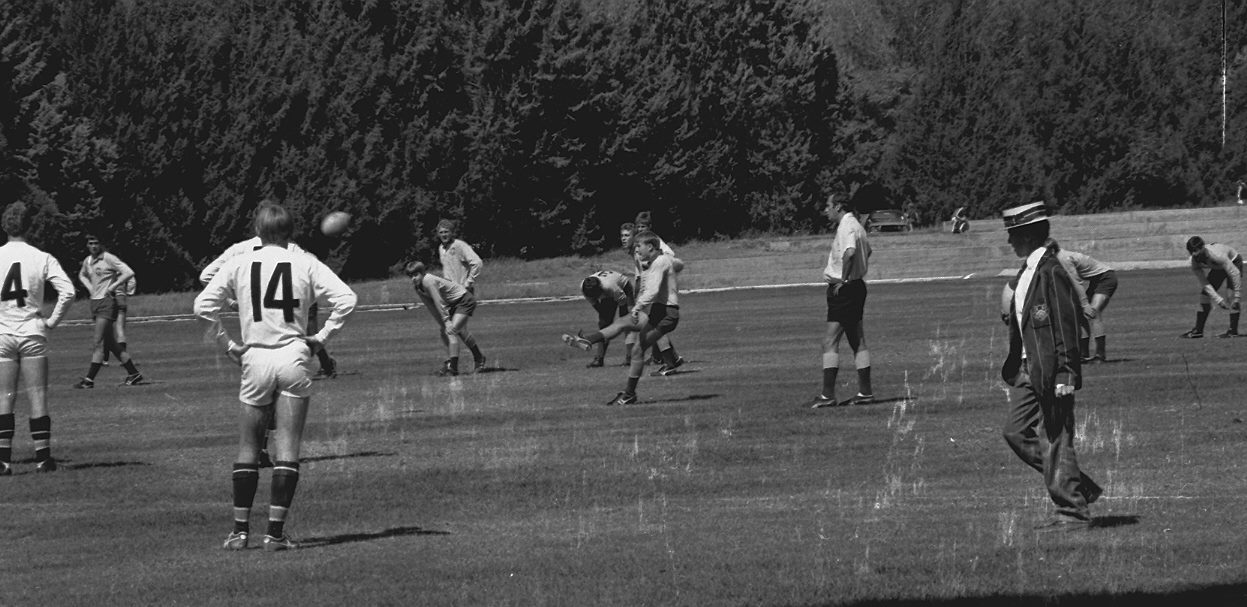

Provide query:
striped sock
left=232, top=462, right=260, bottom=534
left=268, top=461, right=301, bottom=537
left=29, top=416, right=51, bottom=462
left=0, top=413, right=13, bottom=465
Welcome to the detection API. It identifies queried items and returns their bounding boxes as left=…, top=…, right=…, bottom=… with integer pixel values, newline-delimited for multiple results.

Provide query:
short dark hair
left=619, top=222, right=635, bottom=232
left=2, top=202, right=31, bottom=238
left=1186, top=236, right=1206, bottom=254
left=581, top=276, right=603, bottom=298
left=253, top=202, right=293, bottom=243
left=436, top=219, right=458, bottom=234
left=405, top=261, right=426, bottom=276
left=633, top=230, right=661, bottom=250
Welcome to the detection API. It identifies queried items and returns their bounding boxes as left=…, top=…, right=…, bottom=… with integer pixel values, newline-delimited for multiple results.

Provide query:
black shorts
left=647, top=303, right=679, bottom=336
left=594, top=299, right=628, bottom=329
left=1209, top=256, right=1244, bottom=292
left=447, top=291, right=478, bottom=317
left=826, top=280, right=867, bottom=323
left=1085, top=271, right=1118, bottom=299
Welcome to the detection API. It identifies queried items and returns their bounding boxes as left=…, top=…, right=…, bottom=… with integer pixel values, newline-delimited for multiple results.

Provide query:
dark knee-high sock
left=625, top=376, right=639, bottom=396
left=316, top=347, right=333, bottom=367
left=267, top=461, right=301, bottom=538
left=122, top=360, right=139, bottom=375
left=86, top=362, right=103, bottom=380
left=1095, top=336, right=1106, bottom=359
left=821, top=367, right=839, bottom=398
left=0, top=413, right=13, bottom=464
left=232, top=462, right=260, bottom=534
left=661, top=346, right=678, bottom=367
left=30, top=416, right=51, bottom=462
left=1196, top=305, right=1211, bottom=332
left=1079, top=337, right=1090, bottom=357
left=857, top=367, right=873, bottom=396
left=1232, top=312, right=1241, bottom=333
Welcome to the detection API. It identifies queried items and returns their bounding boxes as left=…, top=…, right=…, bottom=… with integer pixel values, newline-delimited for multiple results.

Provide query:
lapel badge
left=1032, top=303, right=1049, bottom=322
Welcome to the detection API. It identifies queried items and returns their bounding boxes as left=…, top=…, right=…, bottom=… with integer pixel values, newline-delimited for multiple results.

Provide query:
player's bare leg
left=440, top=312, right=473, bottom=376
left=78, top=316, right=140, bottom=387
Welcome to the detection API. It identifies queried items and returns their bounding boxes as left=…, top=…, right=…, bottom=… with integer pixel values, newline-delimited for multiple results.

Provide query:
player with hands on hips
left=194, top=202, right=356, bottom=552
left=1182, top=236, right=1242, bottom=338
left=0, top=202, right=75, bottom=475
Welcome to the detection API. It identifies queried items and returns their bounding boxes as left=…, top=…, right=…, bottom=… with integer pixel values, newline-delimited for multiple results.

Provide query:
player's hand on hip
left=226, top=341, right=250, bottom=365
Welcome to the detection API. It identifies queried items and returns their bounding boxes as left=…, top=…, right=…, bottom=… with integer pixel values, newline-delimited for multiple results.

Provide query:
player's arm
left=1192, top=258, right=1219, bottom=299
left=308, top=260, right=357, bottom=344
left=1224, top=255, right=1243, bottom=304
left=78, top=259, right=92, bottom=292
left=193, top=266, right=245, bottom=361
left=461, top=243, right=483, bottom=288
left=44, top=257, right=76, bottom=329
left=423, top=277, right=450, bottom=321
left=1059, top=253, right=1093, bottom=312
left=105, top=254, right=135, bottom=295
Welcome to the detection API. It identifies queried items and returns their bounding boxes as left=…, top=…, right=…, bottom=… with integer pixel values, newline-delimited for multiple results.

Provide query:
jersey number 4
left=1, top=263, right=27, bottom=307
left=251, top=262, right=300, bottom=322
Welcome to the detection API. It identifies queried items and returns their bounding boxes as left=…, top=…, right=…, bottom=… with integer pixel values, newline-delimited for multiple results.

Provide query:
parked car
left=863, top=209, right=913, bottom=233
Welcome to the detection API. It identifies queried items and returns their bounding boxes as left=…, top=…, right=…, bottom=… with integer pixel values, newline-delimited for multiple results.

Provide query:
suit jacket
left=1002, top=248, right=1084, bottom=394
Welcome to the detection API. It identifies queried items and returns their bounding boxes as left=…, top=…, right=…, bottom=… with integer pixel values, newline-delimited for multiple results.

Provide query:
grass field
left=5, top=268, right=1247, bottom=606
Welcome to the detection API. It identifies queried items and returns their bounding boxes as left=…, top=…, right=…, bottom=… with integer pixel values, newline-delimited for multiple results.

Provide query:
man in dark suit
left=1000, top=200, right=1103, bottom=531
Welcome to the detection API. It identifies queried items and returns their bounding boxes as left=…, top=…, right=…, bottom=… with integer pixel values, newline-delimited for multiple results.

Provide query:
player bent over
left=580, top=270, right=636, bottom=368
left=0, top=202, right=75, bottom=475
left=1182, top=236, right=1242, bottom=338
left=1047, top=239, right=1118, bottom=363
left=195, top=202, right=357, bottom=551
left=406, top=261, right=487, bottom=376
left=563, top=231, right=682, bottom=405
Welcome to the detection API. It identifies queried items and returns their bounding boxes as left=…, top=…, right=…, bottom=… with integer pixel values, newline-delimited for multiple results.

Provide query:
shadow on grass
left=302, top=450, right=395, bottom=463
left=300, top=525, right=450, bottom=549
left=13, top=458, right=152, bottom=471
left=645, top=393, right=718, bottom=404
left=851, top=396, right=911, bottom=407
left=842, top=582, right=1247, bottom=606
left=474, top=366, right=519, bottom=374
left=1090, top=514, right=1141, bottom=529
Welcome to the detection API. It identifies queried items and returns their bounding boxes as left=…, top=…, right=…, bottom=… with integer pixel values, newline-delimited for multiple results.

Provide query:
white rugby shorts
left=238, top=342, right=313, bottom=406
left=0, top=334, right=47, bottom=362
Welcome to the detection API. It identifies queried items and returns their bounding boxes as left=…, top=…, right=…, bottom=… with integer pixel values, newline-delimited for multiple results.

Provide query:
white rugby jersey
left=199, top=236, right=309, bottom=285
left=195, top=243, right=356, bottom=348
left=0, top=240, right=74, bottom=337
left=79, top=251, right=134, bottom=300
left=824, top=213, right=870, bottom=282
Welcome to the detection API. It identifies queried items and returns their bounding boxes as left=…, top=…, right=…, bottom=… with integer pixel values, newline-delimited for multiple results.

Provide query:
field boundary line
left=78, top=263, right=1183, bottom=326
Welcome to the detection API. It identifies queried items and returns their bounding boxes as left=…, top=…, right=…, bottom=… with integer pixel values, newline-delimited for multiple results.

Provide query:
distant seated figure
left=951, top=207, right=969, bottom=234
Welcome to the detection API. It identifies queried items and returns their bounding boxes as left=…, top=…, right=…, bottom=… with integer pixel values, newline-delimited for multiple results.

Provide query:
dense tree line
left=1, top=0, right=1244, bottom=290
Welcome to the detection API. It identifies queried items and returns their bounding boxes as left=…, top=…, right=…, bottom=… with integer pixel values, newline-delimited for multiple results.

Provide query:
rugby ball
left=320, top=211, right=351, bottom=237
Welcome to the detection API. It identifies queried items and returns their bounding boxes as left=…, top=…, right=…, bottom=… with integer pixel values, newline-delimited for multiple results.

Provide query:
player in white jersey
left=195, top=202, right=357, bottom=552
left=201, top=235, right=338, bottom=378
left=810, top=193, right=873, bottom=408
left=564, top=231, right=682, bottom=405
left=73, top=235, right=143, bottom=388
left=0, top=203, right=74, bottom=475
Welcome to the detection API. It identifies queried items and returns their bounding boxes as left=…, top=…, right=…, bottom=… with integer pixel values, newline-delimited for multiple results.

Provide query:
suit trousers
left=1003, top=370, right=1098, bottom=521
